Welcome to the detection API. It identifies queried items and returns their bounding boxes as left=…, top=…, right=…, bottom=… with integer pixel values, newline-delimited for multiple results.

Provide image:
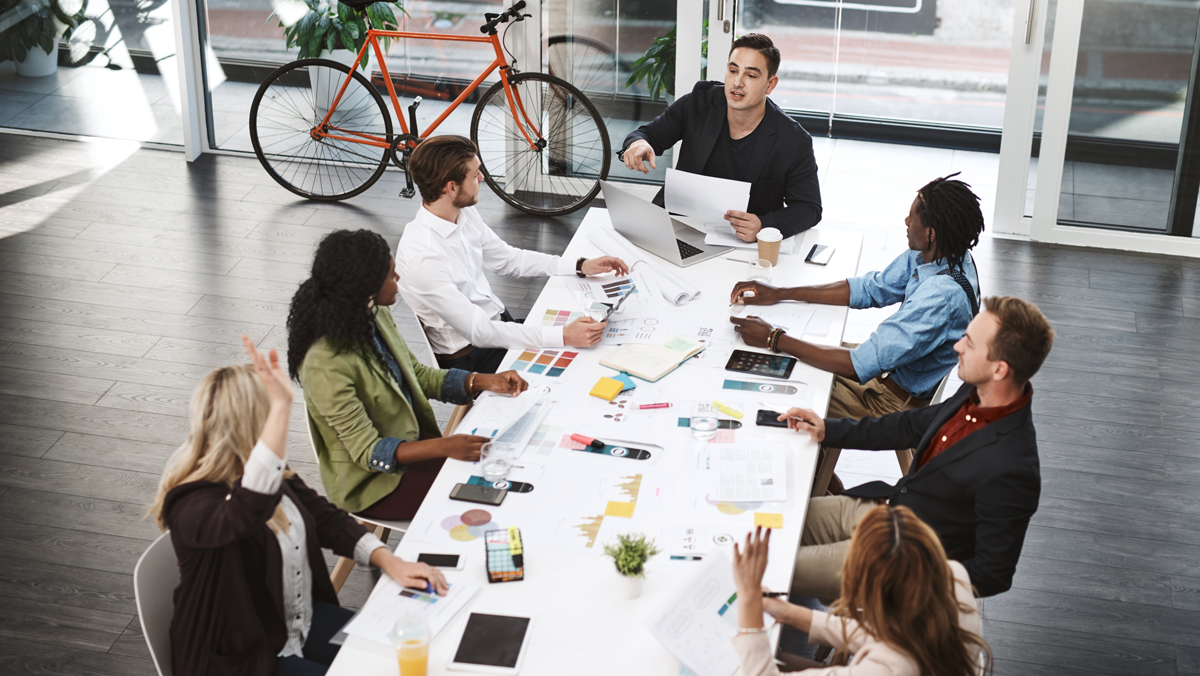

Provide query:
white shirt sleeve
left=353, top=531, right=388, bottom=567
left=476, top=218, right=577, bottom=278
left=404, top=252, right=565, bottom=350
left=242, top=440, right=285, bottom=495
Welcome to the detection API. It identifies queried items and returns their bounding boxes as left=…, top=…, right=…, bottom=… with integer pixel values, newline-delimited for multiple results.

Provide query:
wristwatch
left=575, top=257, right=587, bottom=278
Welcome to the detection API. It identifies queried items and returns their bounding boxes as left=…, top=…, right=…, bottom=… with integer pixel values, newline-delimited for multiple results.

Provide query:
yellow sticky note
left=754, top=513, right=783, bottom=529
left=590, top=377, right=624, bottom=401
left=605, top=501, right=636, bottom=518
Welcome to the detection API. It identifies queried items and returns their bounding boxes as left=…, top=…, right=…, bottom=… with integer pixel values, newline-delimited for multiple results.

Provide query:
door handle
left=1025, top=0, right=1036, bottom=45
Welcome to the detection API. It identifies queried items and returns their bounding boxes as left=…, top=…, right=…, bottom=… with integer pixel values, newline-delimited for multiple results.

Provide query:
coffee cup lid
left=757, top=227, right=782, bottom=242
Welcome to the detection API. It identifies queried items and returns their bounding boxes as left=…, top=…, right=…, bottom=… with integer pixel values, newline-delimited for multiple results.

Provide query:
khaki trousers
left=790, top=496, right=878, bottom=604
left=811, top=374, right=928, bottom=497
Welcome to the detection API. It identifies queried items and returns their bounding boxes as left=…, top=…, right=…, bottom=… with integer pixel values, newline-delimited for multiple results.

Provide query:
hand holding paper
left=665, top=169, right=752, bottom=225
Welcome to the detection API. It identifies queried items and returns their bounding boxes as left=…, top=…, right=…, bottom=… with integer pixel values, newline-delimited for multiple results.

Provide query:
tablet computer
left=447, top=613, right=534, bottom=674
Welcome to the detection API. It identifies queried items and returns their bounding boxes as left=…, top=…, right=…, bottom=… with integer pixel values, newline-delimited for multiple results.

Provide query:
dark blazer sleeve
left=823, top=399, right=949, bottom=452
left=165, top=482, right=282, bottom=550
left=287, top=475, right=371, bottom=560
left=962, top=465, right=1041, bottom=596
left=759, top=132, right=822, bottom=238
left=622, top=91, right=695, bottom=156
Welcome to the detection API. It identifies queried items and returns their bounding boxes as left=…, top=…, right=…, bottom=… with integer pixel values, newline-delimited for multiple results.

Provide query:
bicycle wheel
left=250, top=58, right=392, bottom=201
left=471, top=73, right=610, bottom=217
left=547, top=35, right=640, bottom=123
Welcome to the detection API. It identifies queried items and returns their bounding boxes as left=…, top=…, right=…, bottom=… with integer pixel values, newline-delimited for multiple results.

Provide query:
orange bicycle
left=248, top=0, right=611, bottom=216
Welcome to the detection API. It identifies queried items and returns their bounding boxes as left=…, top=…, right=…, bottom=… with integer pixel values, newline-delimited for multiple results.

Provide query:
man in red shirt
left=779, top=296, right=1054, bottom=602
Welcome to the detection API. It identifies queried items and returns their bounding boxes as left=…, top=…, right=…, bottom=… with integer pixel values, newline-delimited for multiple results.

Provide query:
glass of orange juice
left=392, top=615, right=430, bottom=676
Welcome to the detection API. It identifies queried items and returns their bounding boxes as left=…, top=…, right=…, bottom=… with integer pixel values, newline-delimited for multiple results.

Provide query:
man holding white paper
left=620, top=34, right=822, bottom=241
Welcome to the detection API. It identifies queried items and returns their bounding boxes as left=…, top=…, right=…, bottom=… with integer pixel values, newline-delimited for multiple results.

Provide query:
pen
left=569, top=433, right=606, bottom=449
left=670, top=555, right=703, bottom=561
left=762, top=591, right=788, bottom=598
left=711, top=400, right=744, bottom=419
left=638, top=402, right=672, bottom=410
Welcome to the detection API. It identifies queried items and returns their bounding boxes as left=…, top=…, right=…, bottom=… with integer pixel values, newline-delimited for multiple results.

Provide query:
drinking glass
left=689, top=402, right=719, bottom=441
left=480, top=442, right=515, bottom=482
left=392, top=615, right=430, bottom=676
left=748, top=258, right=773, bottom=283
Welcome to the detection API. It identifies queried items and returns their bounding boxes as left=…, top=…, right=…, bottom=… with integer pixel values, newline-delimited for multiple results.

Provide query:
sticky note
left=708, top=429, right=735, bottom=443
left=590, top=376, right=624, bottom=401
left=754, top=513, right=783, bottom=529
left=605, top=501, right=636, bottom=518
left=612, top=372, right=637, bottom=392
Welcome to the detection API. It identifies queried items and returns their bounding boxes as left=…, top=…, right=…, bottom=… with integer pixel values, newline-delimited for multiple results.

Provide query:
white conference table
left=329, top=210, right=862, bottom=676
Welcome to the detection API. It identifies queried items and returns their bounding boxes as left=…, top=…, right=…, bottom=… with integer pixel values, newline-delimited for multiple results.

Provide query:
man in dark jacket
left=778, top=296, right=1054, bottom=602
left=620, top=33, right=821, bottom=241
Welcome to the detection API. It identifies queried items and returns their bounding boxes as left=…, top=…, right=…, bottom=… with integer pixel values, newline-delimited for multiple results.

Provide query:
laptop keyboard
left=677, top=239, right=704, bottom=259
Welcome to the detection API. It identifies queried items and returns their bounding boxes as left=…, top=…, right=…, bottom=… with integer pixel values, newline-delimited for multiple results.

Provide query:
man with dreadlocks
left=729, top=173, right=984, bottom=492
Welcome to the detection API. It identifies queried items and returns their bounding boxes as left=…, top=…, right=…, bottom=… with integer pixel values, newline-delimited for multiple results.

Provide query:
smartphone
left=449, top=482, right=507, bottom=506
left=417, top=553, right=465, bottom=570
left=756, top=409, right=790, bottom=428
left=725, top=349, right=797, bottom=379
left=806, top=244, right=834, bottom=266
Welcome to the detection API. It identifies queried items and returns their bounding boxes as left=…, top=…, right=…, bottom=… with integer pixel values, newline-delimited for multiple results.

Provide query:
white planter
left=16, top=41, right=58, bottom=78
left=311, top=48, right=370, bottom=118
left=617, top=574, right=643, bottom=600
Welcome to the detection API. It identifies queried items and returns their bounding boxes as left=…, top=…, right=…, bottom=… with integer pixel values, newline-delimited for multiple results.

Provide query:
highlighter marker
left=711, top=400, right=744, bottom=419
left=569, top=433, right=606, bottom=449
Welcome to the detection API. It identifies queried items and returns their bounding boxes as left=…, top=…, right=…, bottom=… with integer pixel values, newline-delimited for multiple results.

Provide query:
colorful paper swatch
left=541, top=308, right=583, bottom=328
left=601, top=278, right=637, bottom=299
left=754, top=512, right=784, bottom=528
left=508, top=348, right=579, bottom=377
left=605, top=501, right=635, bottom=517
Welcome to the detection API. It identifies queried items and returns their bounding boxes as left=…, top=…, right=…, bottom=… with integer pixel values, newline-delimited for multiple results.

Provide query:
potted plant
left=0, top=0, right=88, bottom=77
left=272, top=0, right=405, bottom=72
left=625, top=21, right=708, bottom=102
left=603, top=532, right=661, bottom=599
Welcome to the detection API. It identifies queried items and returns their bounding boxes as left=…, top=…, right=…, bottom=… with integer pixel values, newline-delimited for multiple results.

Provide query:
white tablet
left=446, top=613, right=534, bottom=674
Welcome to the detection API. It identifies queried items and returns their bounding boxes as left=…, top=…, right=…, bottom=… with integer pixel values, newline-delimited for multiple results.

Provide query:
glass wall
left=0, top=0, right=183, bottom=144
left=738, top=0, right=1013, bottom=130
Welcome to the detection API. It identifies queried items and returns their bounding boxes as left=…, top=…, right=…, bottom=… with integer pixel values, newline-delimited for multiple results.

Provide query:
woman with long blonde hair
left=731, top=506, right=991, bottom=675
left=149, top=337, right=446, bottom=676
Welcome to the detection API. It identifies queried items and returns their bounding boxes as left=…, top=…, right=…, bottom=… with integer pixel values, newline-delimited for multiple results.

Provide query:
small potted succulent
left=0, top=0, right=89, bottom=77
left=603, top=532, right=661, bottom=599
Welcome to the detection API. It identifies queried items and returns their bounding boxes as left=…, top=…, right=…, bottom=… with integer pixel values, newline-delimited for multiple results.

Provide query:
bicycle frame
left=314, top=27, right=543, bottom=153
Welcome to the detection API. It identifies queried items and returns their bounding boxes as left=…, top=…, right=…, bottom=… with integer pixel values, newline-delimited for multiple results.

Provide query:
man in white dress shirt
left=398, top=135, right=629, bottom=374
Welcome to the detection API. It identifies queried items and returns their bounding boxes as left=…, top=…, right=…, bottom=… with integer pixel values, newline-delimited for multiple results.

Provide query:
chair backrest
left=931, top=371, right=954, bottom=405
left=134, top=532, right=179, bottom=676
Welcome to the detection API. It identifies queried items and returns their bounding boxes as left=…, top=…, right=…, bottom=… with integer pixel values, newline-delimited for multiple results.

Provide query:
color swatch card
left=541, top=308, right=583, bottom=328
left=508, top=348, right=579, bottom=377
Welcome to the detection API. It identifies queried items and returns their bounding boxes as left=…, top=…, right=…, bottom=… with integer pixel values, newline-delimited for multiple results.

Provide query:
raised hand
left=242, top=335, right=293, bottom=407
left=732, top=525, right=771, bottom=595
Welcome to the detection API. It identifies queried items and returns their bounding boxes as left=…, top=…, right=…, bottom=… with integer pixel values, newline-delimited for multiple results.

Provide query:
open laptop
left=600, top=180, right=732, bottom=267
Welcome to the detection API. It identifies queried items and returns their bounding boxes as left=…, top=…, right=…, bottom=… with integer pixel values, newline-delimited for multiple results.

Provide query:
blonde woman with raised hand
left=731, top=507, right=990, bottom=676
left=149, top=337, right=446, bottom=676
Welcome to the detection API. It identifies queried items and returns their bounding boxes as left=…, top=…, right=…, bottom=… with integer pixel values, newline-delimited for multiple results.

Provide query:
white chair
left=134, top=532, right=178, bottom=676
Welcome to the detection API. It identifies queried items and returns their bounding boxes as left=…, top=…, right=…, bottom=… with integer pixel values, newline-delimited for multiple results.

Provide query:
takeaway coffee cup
left=757, top=227, right=783, bottom=266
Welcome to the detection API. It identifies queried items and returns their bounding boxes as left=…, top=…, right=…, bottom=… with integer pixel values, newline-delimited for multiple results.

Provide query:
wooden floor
left=1, top=134, right=1199, bottom=675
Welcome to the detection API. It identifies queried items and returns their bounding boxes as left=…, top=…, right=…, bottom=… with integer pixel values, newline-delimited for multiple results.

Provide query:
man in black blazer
left=620, top=34, right=821, bottom=241
left=779, top=296, right=1055, bottom=602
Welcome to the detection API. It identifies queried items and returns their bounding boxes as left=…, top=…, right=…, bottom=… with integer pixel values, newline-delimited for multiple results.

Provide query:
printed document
left=664, top=168, right=751, bottom=225
left=342, top=577, right=479, bottom=646
left=707, top=446, right=788, bottom=502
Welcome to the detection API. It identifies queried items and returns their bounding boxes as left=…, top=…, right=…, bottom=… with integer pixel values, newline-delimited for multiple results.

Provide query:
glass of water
left=479, top=442, right=515, bottom=482
left=748, top=258, right=773, bottom=283
left=689, top=403, right=719, bottom=441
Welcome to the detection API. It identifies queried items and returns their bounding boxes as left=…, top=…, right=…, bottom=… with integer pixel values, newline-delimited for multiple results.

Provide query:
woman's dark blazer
left=163, top=474, right=369, bottom=676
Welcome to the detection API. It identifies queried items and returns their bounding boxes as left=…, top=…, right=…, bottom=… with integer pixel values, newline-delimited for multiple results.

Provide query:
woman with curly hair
left=730, top=507, right=990, bottom=676
left=288, top=229, right=527, bottom=519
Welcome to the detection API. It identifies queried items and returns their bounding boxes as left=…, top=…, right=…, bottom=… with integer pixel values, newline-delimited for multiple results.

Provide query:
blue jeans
left=277, top=600, right=355, bottom=676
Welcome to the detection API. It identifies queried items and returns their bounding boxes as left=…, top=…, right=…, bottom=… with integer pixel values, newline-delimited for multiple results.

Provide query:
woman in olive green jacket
left=287, top=230, right=527, bottom=519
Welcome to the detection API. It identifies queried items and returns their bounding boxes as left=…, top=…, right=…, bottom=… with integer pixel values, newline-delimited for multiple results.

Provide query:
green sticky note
left=664, top=337, right=691, bottom=352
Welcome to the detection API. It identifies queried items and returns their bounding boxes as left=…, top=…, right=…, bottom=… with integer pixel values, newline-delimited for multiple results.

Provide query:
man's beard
left=453, top=191, right=478, bottom=209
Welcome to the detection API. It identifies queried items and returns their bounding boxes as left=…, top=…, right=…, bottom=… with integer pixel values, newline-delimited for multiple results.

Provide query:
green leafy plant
left=0, top=0, right=88, bottom=63
left=603, top=532, right=661, bottom=578
left=270, top=0, right=406, bottom=71
left=624, top=21, right=708, bottom=101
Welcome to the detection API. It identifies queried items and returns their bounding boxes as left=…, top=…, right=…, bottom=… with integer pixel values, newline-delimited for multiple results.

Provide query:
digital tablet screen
left=452, top=613, right=531, bottom=668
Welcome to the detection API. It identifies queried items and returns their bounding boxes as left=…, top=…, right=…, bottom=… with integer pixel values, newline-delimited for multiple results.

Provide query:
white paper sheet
left=650, top=552, right=773, bottom=676
left=456, top=387, right=548, bottom=445
left=588, top=224, right=702, bottom=306
left=730, top=303, right=821, bottom=336
left=664, top=169, right=751, bottom=224
left=703, top=221, right=797, bottom=254
left=342, top=577, right=480, bottom=646
left=706, top=446, right=788, bottom=502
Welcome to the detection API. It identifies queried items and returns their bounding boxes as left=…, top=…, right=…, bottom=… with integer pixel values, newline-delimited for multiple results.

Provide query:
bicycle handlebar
left=481, top=0, right=527, bottom=35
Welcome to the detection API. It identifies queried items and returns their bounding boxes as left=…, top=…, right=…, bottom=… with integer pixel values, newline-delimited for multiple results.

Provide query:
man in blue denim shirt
left=730, top=174, right=983, bottom=493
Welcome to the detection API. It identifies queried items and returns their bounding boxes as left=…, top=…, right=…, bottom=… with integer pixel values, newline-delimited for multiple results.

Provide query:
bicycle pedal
left=399, top=188, right=416, bottom=199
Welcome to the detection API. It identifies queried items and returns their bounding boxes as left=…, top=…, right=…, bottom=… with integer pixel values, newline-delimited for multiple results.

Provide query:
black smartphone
left=417, top=553, right=464, bottom=570
left=805, top=244, right=834, bottom=265
left=725, top=349, right=797, bottom=379
left=756, top=409, right=790, bottom=428
left=450, top=482, right=507, bottom=506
